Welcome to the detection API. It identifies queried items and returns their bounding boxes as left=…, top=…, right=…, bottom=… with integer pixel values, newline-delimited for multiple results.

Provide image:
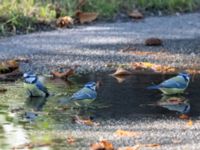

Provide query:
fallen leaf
left=179, top=114, right=189, bottom=120
left=187, top=119, right=193, bottom=126
left=76, top=11, right=98, bottom=24
left=56, top=16, right=73, bottom=28
left=90, top=140, right=114, bottom=150
left=112, top=68, right=132, bottom=76
left=51, top=68, right=74, bottom=79
left=118, top=145, right=140, bottom=150
left=128, top=10, right=144, bottom=19
left=131, top=62, right=177, bottom=73
left=114, top=129, right=141, bottom=137
left=143, top=144, right=160, bottom=148
left=145, top=38, right=162, bottom=46
left=73, top=115, right=99, bottom=126
left=66, top=136, right=76, bottom=144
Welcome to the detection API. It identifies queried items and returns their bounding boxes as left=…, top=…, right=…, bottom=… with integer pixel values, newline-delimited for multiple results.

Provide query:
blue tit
left=23, top=72, right=49, bottom=97
left=147, top=73, right=190, bottom=95
left=157, top=96, right=190, bottom=114
left=59, top=81, right=97, bottom=106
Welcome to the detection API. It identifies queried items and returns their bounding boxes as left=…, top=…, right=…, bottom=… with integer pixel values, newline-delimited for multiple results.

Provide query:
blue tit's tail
left=147, top=85, right=160, bottom=90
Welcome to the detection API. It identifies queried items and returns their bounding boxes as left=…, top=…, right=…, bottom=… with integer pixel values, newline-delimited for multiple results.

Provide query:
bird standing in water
left=59, top=81, right=97, bottom=106
left=147, top=73, right=190, bottom=95
left=23, top=72, right=49, bottom=97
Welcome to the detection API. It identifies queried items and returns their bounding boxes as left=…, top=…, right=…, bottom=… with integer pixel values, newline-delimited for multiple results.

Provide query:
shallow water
left=0, top=73, right=200, bottom=149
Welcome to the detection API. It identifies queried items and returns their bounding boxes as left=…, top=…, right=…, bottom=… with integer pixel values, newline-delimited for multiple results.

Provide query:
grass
left=0, top=0, right=200, bottom=35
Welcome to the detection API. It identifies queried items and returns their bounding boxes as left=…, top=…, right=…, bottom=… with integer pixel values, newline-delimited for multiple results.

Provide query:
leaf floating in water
left=179, top=114, right=190, bottom=120
left=114, top=129, right=141, bottom=137
left=90, top=140, right=114, bottom=150
left=112, top=68, right=132, bottom=77
left=76, top=11, right=98, bottom=24
left=51, top=68, right=75, bottom=79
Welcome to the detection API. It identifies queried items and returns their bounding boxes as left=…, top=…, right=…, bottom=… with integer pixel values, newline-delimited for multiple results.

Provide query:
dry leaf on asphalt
left=111, top=68, right=132, bottom=76
left=131, top=62, right=177, bottom=73
left=76, top=11, right=98, bottom=24
left=51, top=68, right=74, bottom=79
left=128, top=10, right=144, bottom=19
left=56, top=16, right=73, bottom=28
left=145, top=38, right=162, bottom=46
left=114, top=129, right=141, bottom=137
left=187, top=119, right=193, bottom=126
left=90, top=140, right=114, bottom=150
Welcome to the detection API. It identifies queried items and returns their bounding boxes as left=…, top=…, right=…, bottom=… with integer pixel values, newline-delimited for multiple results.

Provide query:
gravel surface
left=1, top=13, right=200, bottom=149
left=0, top=13, right=200, bottom=73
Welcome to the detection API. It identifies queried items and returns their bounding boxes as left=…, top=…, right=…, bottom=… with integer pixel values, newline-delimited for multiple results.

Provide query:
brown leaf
left=143, top=144, right=160, bottom=148
left=51, top=68, right=74, bottom=79
left=112, top=68, right=132, bottom=77
left=66, top=136, right=76, bottom=144
left=74, top=115, right=99, bottom=126
left=90, top=140, right=114, bottom=150
left=76, top=11, right=98, bottom=24
left=56, top=16, right=73, bottom=28
left=128, top=10, right=144, bottom=19
left=0, top=60, right=19, bottom=74
left=114, top=129, right=141, bottom=137
left=118, top=145, right=140, bottom=150
left=179, top=114, right=189, bottom=120
left=145, top=38, right=162, bottom=46
left=131, top=62, right=177, bottom=74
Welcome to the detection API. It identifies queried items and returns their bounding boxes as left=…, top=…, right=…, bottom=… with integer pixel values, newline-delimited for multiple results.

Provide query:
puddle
left=0, top=73, right=200, bottom=149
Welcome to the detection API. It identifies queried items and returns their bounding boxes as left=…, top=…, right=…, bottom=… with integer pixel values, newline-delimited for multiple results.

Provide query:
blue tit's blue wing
left=35, top=80, right=49, bottom=95
left=160, top=76, right=187, bottom=89
left=71, top=87, right=97, bottom=100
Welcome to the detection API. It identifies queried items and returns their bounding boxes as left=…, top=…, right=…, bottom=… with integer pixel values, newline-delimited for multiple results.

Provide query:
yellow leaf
left=187, top=119, right=193, bottom=126
left=56, top=16, right=73, bottom=28
left=112, top=68, right=132, bottom=77
left=144, top=143, right=160, bottom=148
left=114, top=129, right=141, bottom=137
